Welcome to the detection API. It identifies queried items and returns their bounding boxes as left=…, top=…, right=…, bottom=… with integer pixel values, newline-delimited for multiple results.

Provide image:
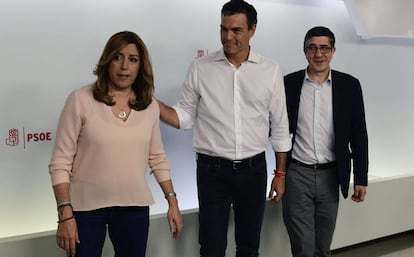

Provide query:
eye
left=233, top=28, right=242, bottom=34
left=320, top=46, right=329, bottom=51
left=113, top=54, right=124, bottom=62
left=129, top=56, right=139, bottom=63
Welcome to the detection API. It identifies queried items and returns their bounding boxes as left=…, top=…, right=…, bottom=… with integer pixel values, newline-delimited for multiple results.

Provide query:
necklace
left=118, top=110, right=127, bottom=119
left=114, top=91, right=132, bottom=119
left=117, top=101, right=129, bottom=119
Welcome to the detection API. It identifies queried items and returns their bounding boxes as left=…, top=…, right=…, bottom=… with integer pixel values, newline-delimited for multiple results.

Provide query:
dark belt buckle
left=233, top=160, right=242, bottom=170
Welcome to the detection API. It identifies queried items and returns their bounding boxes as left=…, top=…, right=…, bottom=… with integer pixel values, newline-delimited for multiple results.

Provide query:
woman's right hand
left=56, top=209, right=80, bottom=257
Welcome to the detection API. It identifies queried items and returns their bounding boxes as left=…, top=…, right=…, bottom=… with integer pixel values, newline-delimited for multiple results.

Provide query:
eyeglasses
left=306, top=44, right=333, bottom=54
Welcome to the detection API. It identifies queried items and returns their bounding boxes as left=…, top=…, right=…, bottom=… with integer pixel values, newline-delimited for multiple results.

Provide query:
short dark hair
left=303, top=26, right=336, bottom=52
left=221, top=0, right=257, bottom=30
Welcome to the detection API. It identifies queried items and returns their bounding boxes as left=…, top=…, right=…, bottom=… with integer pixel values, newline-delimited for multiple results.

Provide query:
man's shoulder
left=284, top=70, right=306, bottom=80
left=331, top=69, right=359, bottom=82
left=195, top=49, right=223, bottom=63
left=248, top=50, right=281, bottom=67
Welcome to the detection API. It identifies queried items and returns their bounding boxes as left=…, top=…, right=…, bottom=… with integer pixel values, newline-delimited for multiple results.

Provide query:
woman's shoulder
left=72, top=83, right=94, bottom=95
left=63, top=83, right=95, bottom=109
left=67, top=83, right=94, bottom=100
left=147, top=97, right=160, bottom=115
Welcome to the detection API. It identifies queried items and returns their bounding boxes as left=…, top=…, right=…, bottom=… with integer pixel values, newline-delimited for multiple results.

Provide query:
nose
left=222, top=30, right=233, bottom=42
left=314, top=48, right=323, bottom=56
left=121, top=59, right=128, bottom=70
left=225, top=31, right=234, bottom=41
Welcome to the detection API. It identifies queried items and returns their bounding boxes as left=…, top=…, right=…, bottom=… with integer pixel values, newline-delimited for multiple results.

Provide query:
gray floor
left=332, top=230, right=414, bottom=257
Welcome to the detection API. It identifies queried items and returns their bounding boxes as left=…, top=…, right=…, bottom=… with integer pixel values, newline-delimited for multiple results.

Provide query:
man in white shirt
left=158, top=1, right=291, bottom=256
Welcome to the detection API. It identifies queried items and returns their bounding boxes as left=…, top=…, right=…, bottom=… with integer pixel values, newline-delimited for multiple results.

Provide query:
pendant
left=118, top=111, right=127, bottom=119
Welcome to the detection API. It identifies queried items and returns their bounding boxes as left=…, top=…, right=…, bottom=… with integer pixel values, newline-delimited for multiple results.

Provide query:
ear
left=249, top=24, right=257, bottom=38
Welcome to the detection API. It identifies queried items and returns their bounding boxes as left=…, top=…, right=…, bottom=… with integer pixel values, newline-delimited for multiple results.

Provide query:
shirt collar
left=305, top=69, right=332, bottom=85
left=214, top=47, right=260, bottom=64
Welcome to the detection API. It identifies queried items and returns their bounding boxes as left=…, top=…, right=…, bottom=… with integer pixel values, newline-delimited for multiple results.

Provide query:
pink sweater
left=49, top=84, right=171, bottom=211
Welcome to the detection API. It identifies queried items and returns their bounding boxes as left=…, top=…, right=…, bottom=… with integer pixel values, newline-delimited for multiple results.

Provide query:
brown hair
left=92, top=31, right=154, bottom=110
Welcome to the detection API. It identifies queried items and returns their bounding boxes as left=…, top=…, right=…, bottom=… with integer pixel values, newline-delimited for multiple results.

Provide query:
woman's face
left=108, top=43, right=140, bottom=91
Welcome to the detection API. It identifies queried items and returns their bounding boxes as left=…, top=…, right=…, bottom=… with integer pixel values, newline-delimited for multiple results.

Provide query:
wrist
left=57, top=215, right=75, bottom=224
left=273, top=169, right=286, bottom=178
left=57, top=201, right=72, bottom=211
left=164, top=191, right=177, bottom=199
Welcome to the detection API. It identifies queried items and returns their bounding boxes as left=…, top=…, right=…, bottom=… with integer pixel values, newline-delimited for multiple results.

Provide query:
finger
left=76, top=231, right=80, bottom=244
left=64, top=239, right=71, bottom=256
left=169, top=218, right=176, bottom=234
left=352, top=194, right=362, bottom=202
left=274, top=194, right=282, bottom=202
left=174, top=221, right=183, bottom=239
left=356, top=192, right=365, bottom=202
left=170, top=220, right=178, bottom=239
left=268, top=189, right=274, bottom=199
left=268, top=191, right=276, bottom=204
left=70, top=238, right=77, bottom=257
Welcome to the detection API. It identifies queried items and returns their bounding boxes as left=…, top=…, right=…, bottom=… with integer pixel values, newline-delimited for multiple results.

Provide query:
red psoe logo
left=5, top=128, right=19, bottom=146
left=4, top=128, right=52, bottom=149
left=196, top=49, right=208, bottom=59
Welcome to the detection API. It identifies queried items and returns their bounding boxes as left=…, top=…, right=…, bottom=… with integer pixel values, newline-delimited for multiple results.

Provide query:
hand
left=352, top=185, right=367, bottom=202
left=268, top=175, right=285, bottom=204
left=56, top=217, right=80, bottom=257
left=167, top=205, right=183, bottom=239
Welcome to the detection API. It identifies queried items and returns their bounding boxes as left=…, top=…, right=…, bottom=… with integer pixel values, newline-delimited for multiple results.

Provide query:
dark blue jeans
left=197, top=153, right=267, bottom=257
left=73, top=206, right=149, bottom=257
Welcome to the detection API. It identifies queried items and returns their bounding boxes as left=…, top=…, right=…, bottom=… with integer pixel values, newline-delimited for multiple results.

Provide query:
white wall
left=0, top=0, right=413, bottom=244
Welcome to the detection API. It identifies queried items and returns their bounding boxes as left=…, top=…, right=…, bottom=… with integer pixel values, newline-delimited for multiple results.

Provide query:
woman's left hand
left=167, top=205, right=183, bottom=239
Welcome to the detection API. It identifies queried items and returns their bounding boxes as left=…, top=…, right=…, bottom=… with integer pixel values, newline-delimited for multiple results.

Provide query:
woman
left=49, top=31, right=183, bottom=257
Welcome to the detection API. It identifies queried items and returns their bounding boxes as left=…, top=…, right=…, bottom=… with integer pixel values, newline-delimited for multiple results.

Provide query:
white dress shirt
left=291, top=70, right=336, bottom=164
left=173, top=48, right=291, bottom=160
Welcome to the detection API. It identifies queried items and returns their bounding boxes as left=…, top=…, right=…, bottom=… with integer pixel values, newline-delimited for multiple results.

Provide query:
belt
left=291, top=159, right=337, bottom=170
left=197, top=152, right=265, bottom=170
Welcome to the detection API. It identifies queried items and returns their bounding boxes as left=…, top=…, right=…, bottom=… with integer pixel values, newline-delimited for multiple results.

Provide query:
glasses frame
left=306, top=44, right=333, bottom=54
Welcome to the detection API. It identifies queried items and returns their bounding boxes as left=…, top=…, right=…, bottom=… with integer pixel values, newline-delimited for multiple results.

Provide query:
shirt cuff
left=173, top=105, right=193, bottom=130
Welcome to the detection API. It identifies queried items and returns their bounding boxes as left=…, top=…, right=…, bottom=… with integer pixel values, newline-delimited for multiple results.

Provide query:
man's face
left=304, top=36, right=335, bottom=74
left=220, top=13, right=256, bottom=61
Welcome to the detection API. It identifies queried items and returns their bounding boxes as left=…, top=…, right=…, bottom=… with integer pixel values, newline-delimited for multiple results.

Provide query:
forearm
left=159, top=179, right=178, bottom=207
left=53, top=183, right=73, bottom=219
left=53, top=182, right=70, bottom=204
left=274, top=151, right=288, bottom=172
left=157, top=100, right=180, bottom=129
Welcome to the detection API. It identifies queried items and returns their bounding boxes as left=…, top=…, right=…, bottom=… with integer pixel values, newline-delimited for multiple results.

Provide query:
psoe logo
left=196, top=49, right=208, bottom=59
left=5, top=128, right=19, bottom=146
left=5, top=128, right=52, bottom=149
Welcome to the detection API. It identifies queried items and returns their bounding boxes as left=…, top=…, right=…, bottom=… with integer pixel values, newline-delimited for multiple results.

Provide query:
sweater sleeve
left=148, top=100, right=171, bottom=183
left=48, top=90, right=82, bottom=186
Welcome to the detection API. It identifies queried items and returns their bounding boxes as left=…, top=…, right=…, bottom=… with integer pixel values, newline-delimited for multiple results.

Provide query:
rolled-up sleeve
left=269, top=66, right=292, bottom=152
left=173, top=61, right=200, bottom=130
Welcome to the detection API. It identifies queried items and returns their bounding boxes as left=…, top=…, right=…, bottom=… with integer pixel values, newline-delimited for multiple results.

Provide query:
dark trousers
left=282, top=163, right=339, bottom=257
left=73, top=206, right=149, bottom=257
left=196, top=152, right=267, bottom=257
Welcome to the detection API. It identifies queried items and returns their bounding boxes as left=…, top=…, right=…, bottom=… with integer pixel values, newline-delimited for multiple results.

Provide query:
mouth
left=313, top=59, right=326, bottom=65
